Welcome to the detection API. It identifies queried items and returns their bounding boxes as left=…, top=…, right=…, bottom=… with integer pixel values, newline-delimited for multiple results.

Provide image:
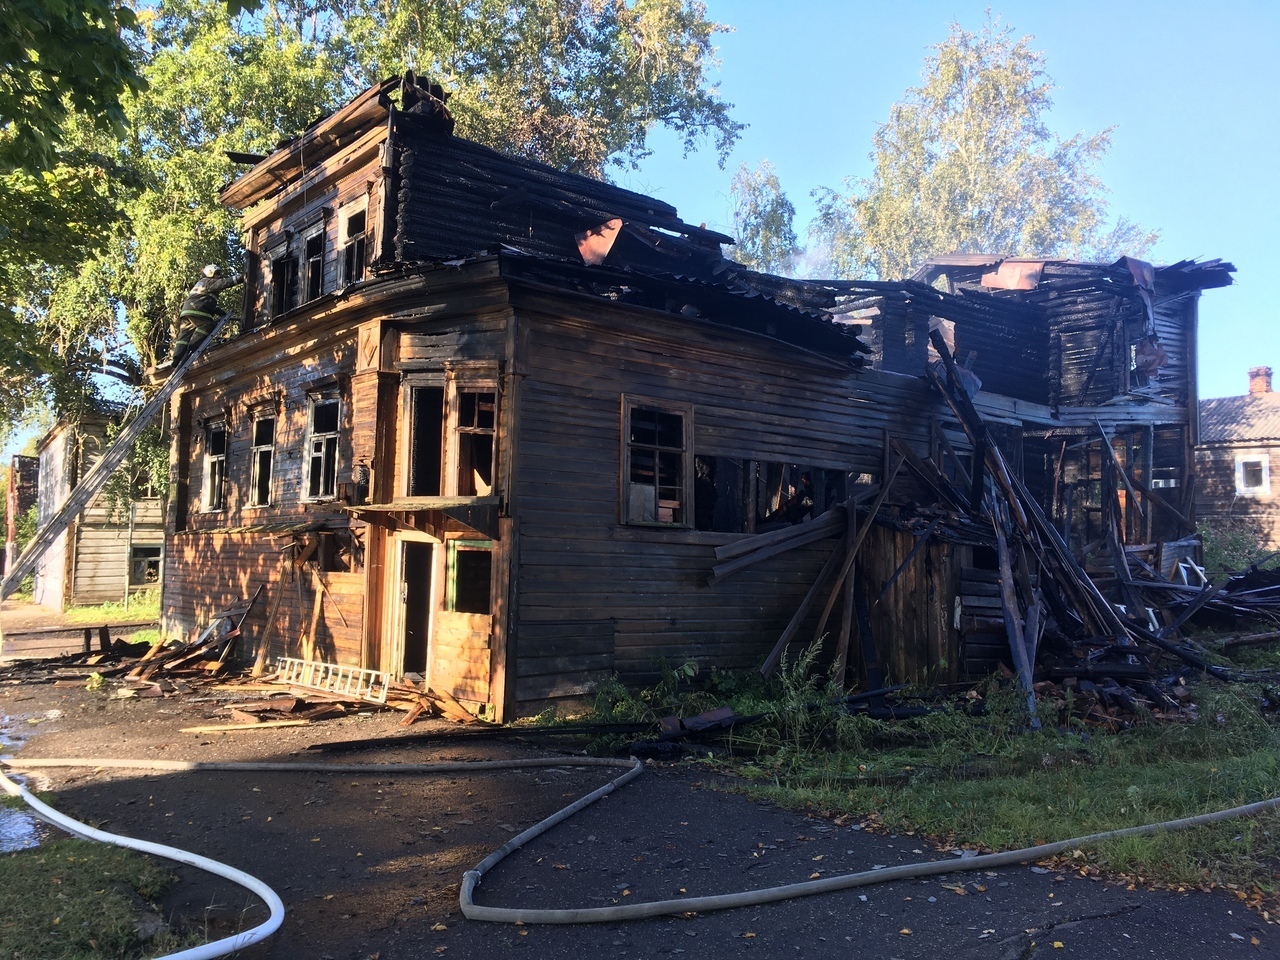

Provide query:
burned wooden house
left=160, top=75, right=1233, bottom=719
left=1197, top=366, right=1280, bottom=554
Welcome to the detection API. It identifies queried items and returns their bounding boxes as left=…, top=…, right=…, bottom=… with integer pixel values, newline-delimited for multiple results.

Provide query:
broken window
left=249, top=415, right=275, bottom=507
left=129, top=545, right=162, bottom=586
left=1236, top=455, right=1270, bottom=496
left=447, top=540, right=492, bottom=614
left=408, top=384, right=444, bottom=497
left=342, top=208, right=367, bottom=285
left=691, top=457, right=848, bottom=533
left=625, top=400, right=689, bottom=525
left=269, top=246, right=297, bottom=318
left=303, top=226, right=325, bottom=302
left=204, top=420, right=227, bottom=512
left=306, top=395, right=341, bottom=500
left=455, top=388, right=496, bottom=497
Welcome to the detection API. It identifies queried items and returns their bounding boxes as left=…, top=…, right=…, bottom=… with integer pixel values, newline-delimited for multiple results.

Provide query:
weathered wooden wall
left=1196, top=442, right=1280, bottom=551
left=507, top=290, right=955, bottom=709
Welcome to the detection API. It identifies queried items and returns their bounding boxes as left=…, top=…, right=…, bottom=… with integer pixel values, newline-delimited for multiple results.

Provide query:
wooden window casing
left=622, top=397, right=693, bottom=527
left=249, top=415, right=275, bottom=507
left=303, top=225, right=325, bottom=302
left=406, top=382, right=445, bottom=497
left=269, top=246, right=297, bottom=318
left=1236, top=454, right=1271, bottom=497
left=204, top=421, right=228, bottom=512
left=129, top=545, right=162, bottom=586
left=305, top=395, right=342, bottom=501
left=341, top=207, right=367, bottom=286
left=453, top=387, right=496, bottom=497
left=447, top=540, right=492, bottom=614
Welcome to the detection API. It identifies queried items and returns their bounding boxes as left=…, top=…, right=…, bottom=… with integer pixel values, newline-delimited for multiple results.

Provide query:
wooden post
left=97, top=624, right=110, bottom=652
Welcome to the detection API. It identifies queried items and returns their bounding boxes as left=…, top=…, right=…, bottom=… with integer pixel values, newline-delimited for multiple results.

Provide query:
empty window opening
left=270, top=249, right=297, bottom=317
left=205, top=421, right=227, bottom=512
left=627, top=404, right=686, bottom=524
left=409, top=385, right=444, bottom=497
left=343, top=210, right=367, bottom=285
left=304, top=230, right=324, bottom=301
left=448, top=542, right=492, bottom=614
left=307, top=397, right=341, bottom=500
left=129, top=545, right=162, bottom=586
left=250, top=416, right=275, bottom=506
left=1236, top=456, right=1270, bottom=496
left=456, top=389, right=495, bottom=496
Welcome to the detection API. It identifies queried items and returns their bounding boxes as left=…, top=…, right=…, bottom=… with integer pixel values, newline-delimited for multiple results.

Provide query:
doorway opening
left=401, top=540, right=433, bottom=675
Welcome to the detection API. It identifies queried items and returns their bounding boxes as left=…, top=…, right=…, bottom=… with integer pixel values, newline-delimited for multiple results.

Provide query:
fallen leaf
left=430, top=923, right=448, bottom=932
left=899, top=928, right=912, bottom=936
left=741, top=932, right=756, bottom=939
left=1053, top=942, right=1064, bottom=949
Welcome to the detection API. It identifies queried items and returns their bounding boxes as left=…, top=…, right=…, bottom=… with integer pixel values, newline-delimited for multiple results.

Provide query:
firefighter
left=154, top=264, right=243, bottom=375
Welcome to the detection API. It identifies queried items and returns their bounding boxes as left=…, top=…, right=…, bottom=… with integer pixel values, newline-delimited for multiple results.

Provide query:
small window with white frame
left=340, top=205, right=367, bottom=286
left=305, top=393, right=341, bottom=500
left=1235, top=453, right=1271, bottom=497
left=205, top=420, right=228, bottom=512
left=249, top=414, right=275, bottom=507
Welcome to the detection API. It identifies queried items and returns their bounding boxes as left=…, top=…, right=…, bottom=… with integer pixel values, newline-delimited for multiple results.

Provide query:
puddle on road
left=1, top=713, right=50, bottom=852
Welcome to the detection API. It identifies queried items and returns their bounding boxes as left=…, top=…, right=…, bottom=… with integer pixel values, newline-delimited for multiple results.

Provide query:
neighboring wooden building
left=1196, top=366, right=1280, bottom=552
left=161, top=75, right=1234, bottom=719
left=34, top=418, right=165, bottom=610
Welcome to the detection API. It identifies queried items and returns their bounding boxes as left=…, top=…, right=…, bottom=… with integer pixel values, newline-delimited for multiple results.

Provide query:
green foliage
left=730, top=159, right=798, bottom=275
left=0, top=0, right=145, bottom=172
left=812, top=14, right=1158, bottom=280
left=337, top=0, right=743, bottom=176
left=1198, top=518, right=1279, bottom=576
left=0, top=837, right=189, bottom=959
left=65, top=588, right=161, bottom=622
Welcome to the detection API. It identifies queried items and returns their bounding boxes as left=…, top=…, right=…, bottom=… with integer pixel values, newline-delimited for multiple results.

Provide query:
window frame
left=401, top=374, right=446, bottom=498
left=204, top=419, right=228, bottom=513
left=128, top=544, right=163, bottom=587
left=1235, top=453, right=1271, bottom=497
left=268, top=241, right=297, bottom=319
left=446, top=539, right=493, bottom=614
left=304, top=393, right=342, bottom=502
left=302, top=221, right=325, bottom=303
left=248, top=412, right=276, bottom=507
left=620, top=396, right=694, bottom=528
left=340, top=202, right=368, bottom=287
left=449, top=381, right=498, bottom=498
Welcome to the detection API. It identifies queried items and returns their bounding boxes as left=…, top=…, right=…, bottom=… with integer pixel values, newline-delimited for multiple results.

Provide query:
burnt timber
left=160, top=74, right=1235, bottom=721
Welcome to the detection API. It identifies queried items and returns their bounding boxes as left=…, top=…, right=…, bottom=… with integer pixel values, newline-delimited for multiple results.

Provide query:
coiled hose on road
left=5, top=755, right=1280, bottom=943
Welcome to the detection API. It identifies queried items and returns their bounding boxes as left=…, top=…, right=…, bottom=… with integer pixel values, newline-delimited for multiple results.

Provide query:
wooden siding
left=1196, top=442, right=1280, bottom=551
left=164, top=531, right=364, bottom=663
left=507, top=292, right=961, bottom=708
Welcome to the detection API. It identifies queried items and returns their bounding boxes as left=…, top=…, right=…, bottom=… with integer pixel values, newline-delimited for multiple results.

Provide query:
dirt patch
left=1, top=681, right=1273, bottom=959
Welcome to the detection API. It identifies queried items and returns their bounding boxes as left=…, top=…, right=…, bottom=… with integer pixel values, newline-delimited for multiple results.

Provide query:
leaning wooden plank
left=712, top=506, right=848, bottom=562
left=180, top=719, right=311, bottom=733
left=759, top=538, right=846, bottom=678
left=992, top=497, right=1040, bottom=728
left=810, top=456, right=904, bottom=643
left=708, top=515, right=847, bottom=585
left=252, top=575, right=287, bottom=678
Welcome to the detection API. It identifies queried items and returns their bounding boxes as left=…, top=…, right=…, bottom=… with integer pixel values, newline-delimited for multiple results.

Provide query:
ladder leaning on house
left=0, top=314, right=232, bottom=602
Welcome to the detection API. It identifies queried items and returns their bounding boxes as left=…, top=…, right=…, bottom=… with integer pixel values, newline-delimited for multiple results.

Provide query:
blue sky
left=621, top=0, right=1279, bottom=401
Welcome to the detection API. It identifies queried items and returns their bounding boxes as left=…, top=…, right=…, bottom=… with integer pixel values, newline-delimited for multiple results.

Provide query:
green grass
left=586, top=640, right=1280, bottom=899
left=0, top=837, right=192, bottom=959
left=64, top=591, right=160, bottom=626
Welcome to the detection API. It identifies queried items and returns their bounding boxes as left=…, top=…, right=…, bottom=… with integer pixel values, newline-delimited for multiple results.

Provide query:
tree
left=332, top=0, right=742, bottom=176
left=730, top=160, right=798, bottom=275
left=2, top=0, right=743, bottom=446
left=0, top=0, right=145, bottom=172
left=812, top=15, right=1158, bottom=280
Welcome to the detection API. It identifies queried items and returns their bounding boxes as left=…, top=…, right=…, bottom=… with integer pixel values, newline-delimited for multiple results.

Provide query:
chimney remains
left=1248, top=366, right=1273, bottom=395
